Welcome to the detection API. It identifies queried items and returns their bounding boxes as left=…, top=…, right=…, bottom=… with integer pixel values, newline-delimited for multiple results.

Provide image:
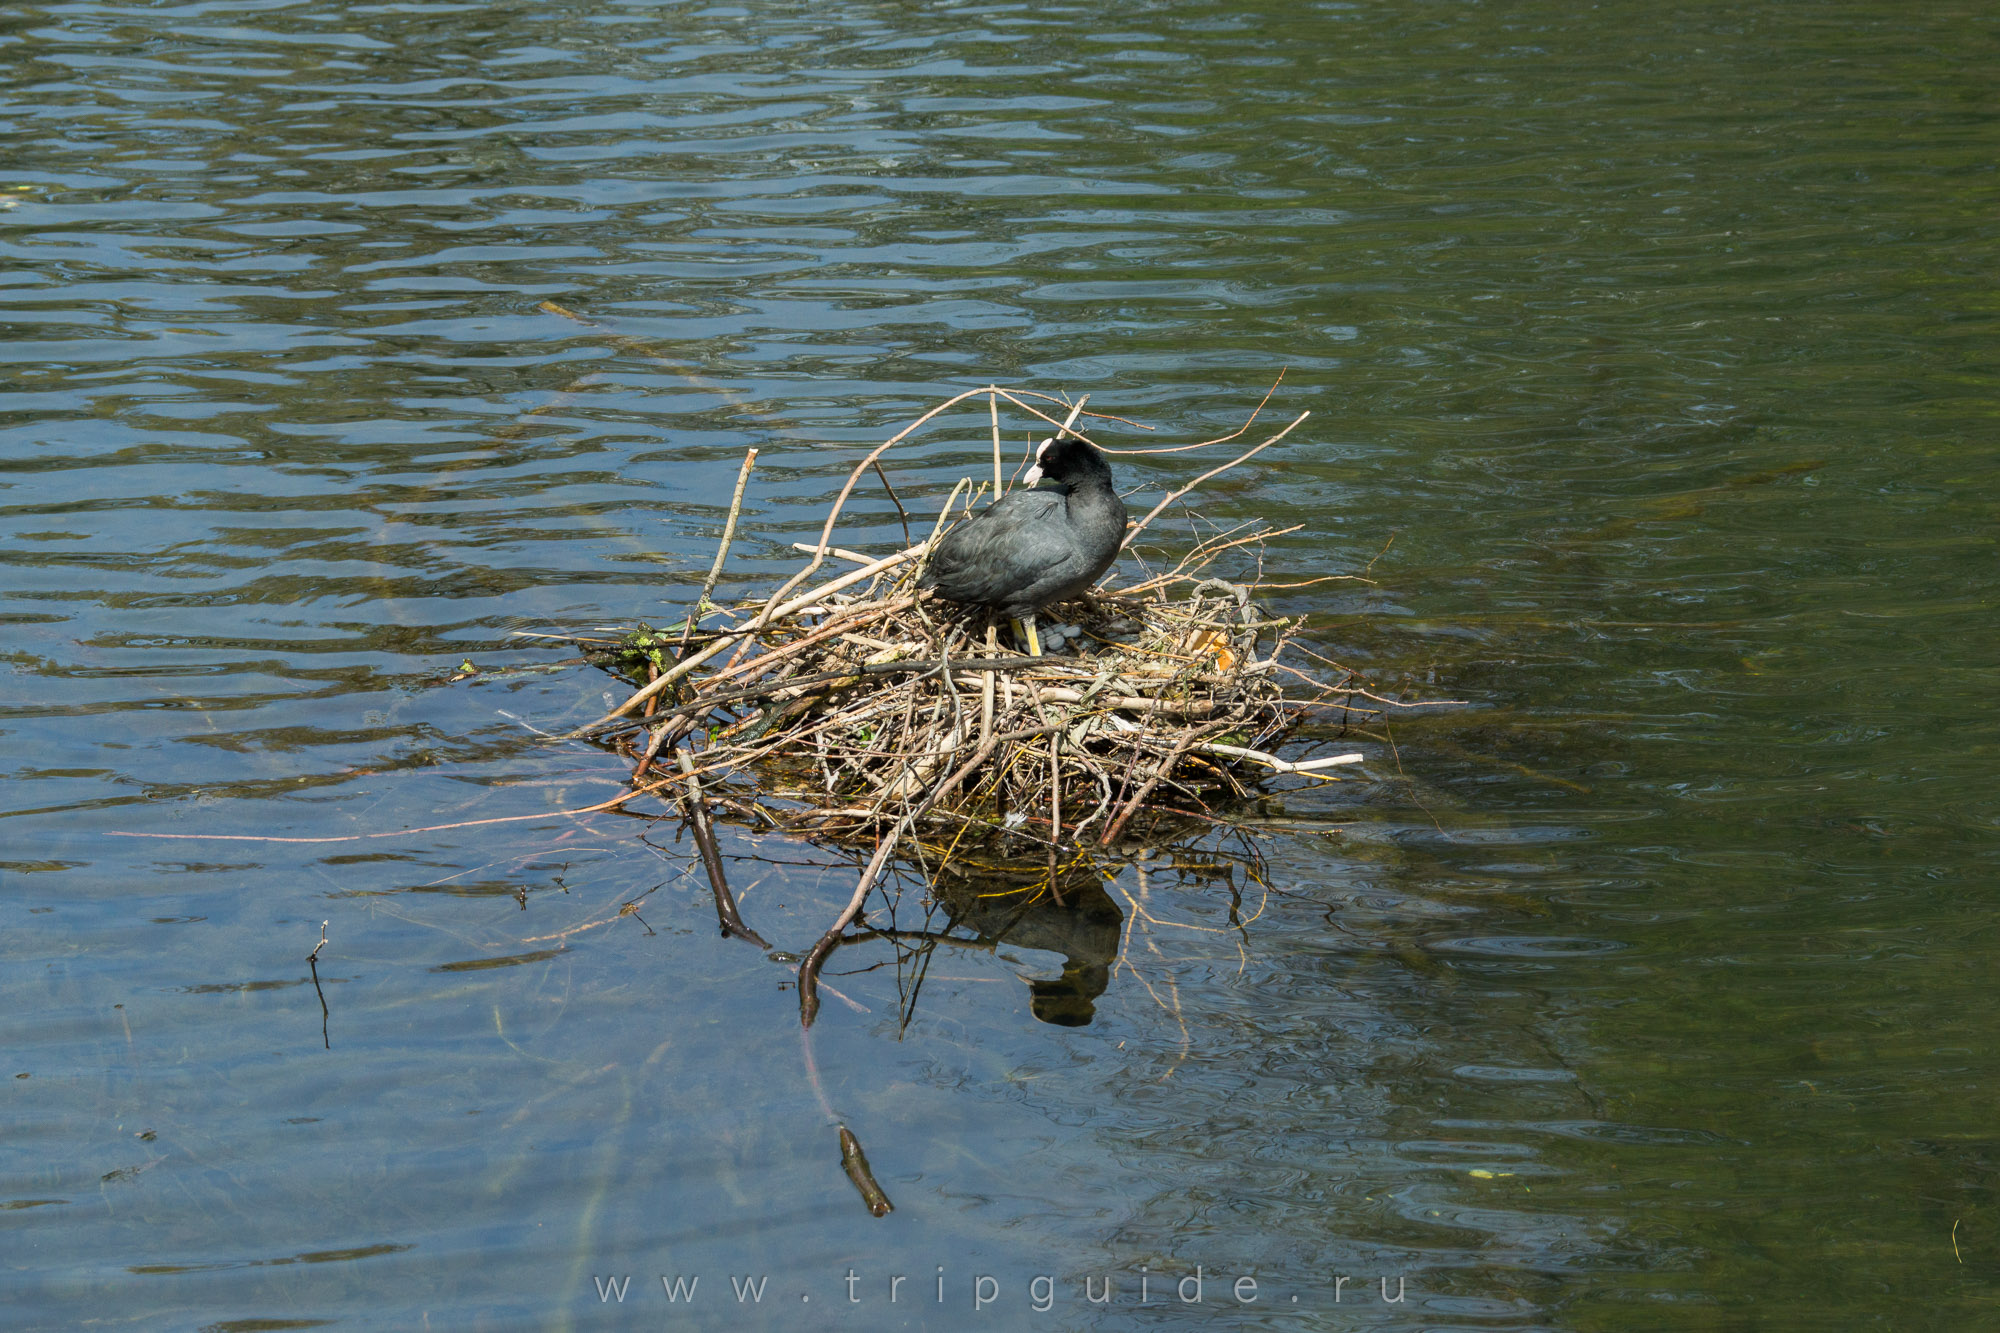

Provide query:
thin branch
left=1123, top=410, right=1310, bottom=549
left=1099, top=368, right=1290, bottom=456
left=691, top=447, right=757, bottom=618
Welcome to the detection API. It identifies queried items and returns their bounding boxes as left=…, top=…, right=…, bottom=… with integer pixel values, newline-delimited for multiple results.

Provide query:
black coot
left=921, top=431, right=1127, bottom=654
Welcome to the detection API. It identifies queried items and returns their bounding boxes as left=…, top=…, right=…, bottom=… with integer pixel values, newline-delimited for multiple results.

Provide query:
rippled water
left=5, top=1, right=1997, bottom=1328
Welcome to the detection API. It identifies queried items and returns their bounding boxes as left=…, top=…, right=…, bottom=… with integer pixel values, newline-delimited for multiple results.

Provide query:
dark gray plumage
left=921, top=433, right=1127, bottom=638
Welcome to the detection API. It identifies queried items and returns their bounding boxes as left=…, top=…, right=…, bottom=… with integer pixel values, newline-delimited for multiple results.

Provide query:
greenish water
left=3, top=1, right=1996, bottom=1328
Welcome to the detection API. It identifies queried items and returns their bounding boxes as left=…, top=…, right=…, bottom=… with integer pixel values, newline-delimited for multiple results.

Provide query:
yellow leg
left=1012, top=615, right=1041, bottom=657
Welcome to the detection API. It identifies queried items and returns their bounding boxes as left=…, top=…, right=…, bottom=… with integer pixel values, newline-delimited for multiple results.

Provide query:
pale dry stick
left=1364, top=530, right=1397, bottom=575
left=1123, top=410, right=1311, bottom=550
left=1194, top=742, right=1363, bottom=775
left=984, top=390, right=1095, bottom=458
left=1052, top=396, right=1090, bottom=439
left=557, top=544, right=925, bottom=738
left=1345, top=686, right=1464, bottom=709
left=987, top=382, right=1283, bottom=459
left=989, top=391, right=1004, bottom=498
left=1046, top=732, right=1063, bottom=892
left=957, top=480, right=987, bottom=521
left=591, top=649, right=1051, bottom=743
left=510, top=629, right=625, bottom=643
left=993, top=388, right=1156, bottom=434
left=1249, top=575, right=1361, bottom=591
left=683, top=447, right=757, bottom=645
left=979, top=625, right=997, bottom=749
left=1118, top=524, right=1310, bottom=597
left=981, top=389, right=1095, bottom=446
left=788, top=543, right=881, bottom=565
left=763, top=386, right=1005, bottom=626
left=1022, top=683, right=1231, bottom=718
left=918, top=477, right=973, bottom=569
left=1095, top=368, right=1289, bottom=457
left=701, top=594, right=918, bottom=689
left=834, top=630, right=903, bottom=654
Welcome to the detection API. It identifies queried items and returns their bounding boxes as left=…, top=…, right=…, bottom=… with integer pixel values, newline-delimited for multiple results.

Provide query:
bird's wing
left=922, top=490, right=1075, bottom=606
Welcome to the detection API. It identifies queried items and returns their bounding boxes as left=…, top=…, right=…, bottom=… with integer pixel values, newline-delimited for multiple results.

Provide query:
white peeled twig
left=1195, top=742, right=1363, bottom=775
left=789, top=543, right=882, bottom=566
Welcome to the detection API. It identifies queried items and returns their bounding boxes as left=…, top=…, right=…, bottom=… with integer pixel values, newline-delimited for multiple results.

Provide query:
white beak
left=1022, top=435, right=1053, bottom=486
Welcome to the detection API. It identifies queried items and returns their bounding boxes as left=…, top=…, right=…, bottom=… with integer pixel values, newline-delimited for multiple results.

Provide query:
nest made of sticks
left=558, top=391, right=1375, bottom=838
left=574, top=569, right=1365, bottom=847
left=541, top=387, right=1381, bottom=1022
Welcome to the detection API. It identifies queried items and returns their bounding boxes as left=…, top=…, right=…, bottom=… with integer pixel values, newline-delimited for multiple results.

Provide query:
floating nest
left=574, top=572, right=1364, bottom=847
left=539, top=387, right=1383, bottom=1023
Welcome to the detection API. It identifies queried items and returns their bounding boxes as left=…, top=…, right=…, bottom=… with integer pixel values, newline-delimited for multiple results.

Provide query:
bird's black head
left=1024, top=431, right=1114, bottom=490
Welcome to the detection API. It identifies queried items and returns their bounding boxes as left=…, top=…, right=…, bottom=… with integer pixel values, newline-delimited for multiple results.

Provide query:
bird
left=920, top=430, right=1128, bottom=656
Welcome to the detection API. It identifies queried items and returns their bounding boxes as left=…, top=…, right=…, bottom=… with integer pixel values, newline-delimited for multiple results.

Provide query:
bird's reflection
left=927, top=869, right=1124, bottom=1027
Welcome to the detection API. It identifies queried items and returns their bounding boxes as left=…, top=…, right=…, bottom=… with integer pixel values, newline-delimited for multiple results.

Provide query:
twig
left=558, top=543, right=927, bottom=737
left=988, top=391, right=1004, bottom=498
left=1101, top=722, right=1235, bottom=844
left=701, top=595, right=919, bottom=689
left=787, top=542, right=882, bottom=565
left=870, top=459, right=911, bottom=547
left=1194, top=742, right=1363, bottom=775
left=759, top=387, right=1006, bottom=623
left=1123, top=410, right=1311, bottom=548
left=1100, top=368, right=1288, bottom=456
left=676, top=751, right=770, bottom=948
left=591, top=652, right=1050, bottom=740
left=681, top=448, right=757, bottom=655
left=797, top=722, right=1060, bottom=1025
left=307, top=920, right=330, bottom=1049
left=839, top=1126, right=894, bottom=1217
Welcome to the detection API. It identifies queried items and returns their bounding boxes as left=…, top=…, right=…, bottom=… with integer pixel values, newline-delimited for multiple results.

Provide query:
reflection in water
left=929, top=867, right=1125, bottom=1029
